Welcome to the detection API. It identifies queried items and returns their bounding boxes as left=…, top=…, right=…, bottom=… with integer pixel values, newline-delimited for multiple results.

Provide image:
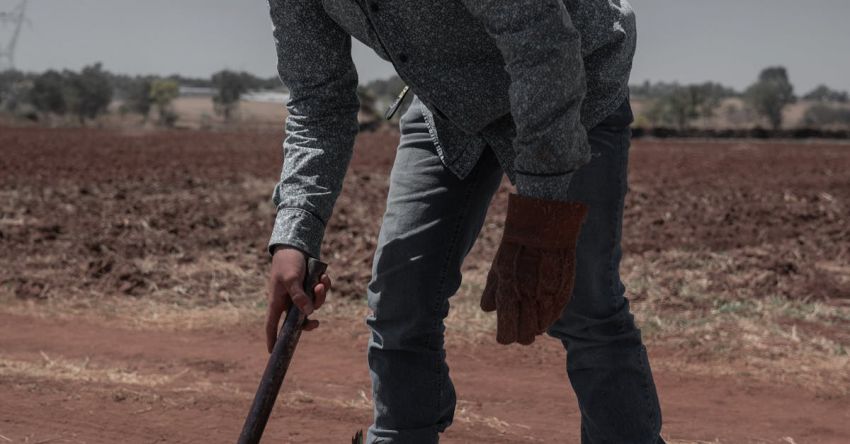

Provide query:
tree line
left=631, top=66, right=850, bottom=130
left=362, top=66, right=849, bottom=131
left=0, top=64, right=282, bottom=126
left=2, top=64, right=848, bottom=131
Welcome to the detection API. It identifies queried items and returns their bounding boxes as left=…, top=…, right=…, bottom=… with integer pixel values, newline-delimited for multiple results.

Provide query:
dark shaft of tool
left=237, top=258, right=327, bottom=444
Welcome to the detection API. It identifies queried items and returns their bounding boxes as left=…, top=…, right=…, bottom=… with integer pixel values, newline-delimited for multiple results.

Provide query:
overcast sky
left=2, top=0, right=848, bottom=93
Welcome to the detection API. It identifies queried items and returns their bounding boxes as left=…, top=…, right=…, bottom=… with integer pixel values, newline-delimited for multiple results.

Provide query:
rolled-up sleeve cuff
left=267, top=208, right=325, bottom=259
left=515, top=171, right=574, bottom=203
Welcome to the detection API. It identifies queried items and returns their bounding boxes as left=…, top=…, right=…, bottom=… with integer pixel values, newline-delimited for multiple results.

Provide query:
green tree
left=646, top=87, right=692, bottom=129
left=126, top=77, right=154, bottom=121
left=692, top=82, right=731, bottom=122
left=645, top=84, right=724, bottom=129
left=66, top=63, right=114, bottom=124
left=745, top=66, right=795, bottom=130
left=150, top=79, right=179, bottom=126
left=212, top=70, right=248, bottom=121
left=803, top=84, right=849, bottom=103
left=29, top=70, right=67, bottom=116
left=803, top=104, right=850, bottom=127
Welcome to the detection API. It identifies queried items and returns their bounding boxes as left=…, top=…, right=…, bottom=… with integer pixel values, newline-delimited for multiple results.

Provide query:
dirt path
left=1, top=313, right=847, bottom=443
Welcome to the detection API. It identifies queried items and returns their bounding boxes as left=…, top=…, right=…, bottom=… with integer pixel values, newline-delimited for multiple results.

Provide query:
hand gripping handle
left=237, top=257, right=328, bottom=444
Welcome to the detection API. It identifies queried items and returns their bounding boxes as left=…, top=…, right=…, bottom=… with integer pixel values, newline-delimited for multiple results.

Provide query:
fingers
left=543, top=285, right=571, bottom=333
left=267, top=272, right=315, bottom=353
left=313, top=273, right=332, bottom=310
left=266, top=252, right=330, bottom=349
left=537, top=251, right=563, bottom=299
left=265, top=285, right=286, bottom=353
left=538, top=301, right=558, bottom=334
left=287, top=280, right=315, bottom=316
left=537, top=287, right=562, bottom=334
left=303, top=318, right=320, bottom=331
left=496, top=295, right=520, bottom=345
left=480, top=268, right=499, bottom=312
left=517, top=299, right=538, bottom=345
left=544, top=258, right=577, bottom=331
left=267, top=312, right=320, bottom=353
left=292, top=273, right=330, bottom=332
left=530, top=251, right=573, bottom=334
left=559, top=258, right=578, bottom=310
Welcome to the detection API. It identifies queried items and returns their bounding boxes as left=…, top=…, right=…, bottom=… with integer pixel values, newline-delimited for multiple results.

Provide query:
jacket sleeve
left=267, top=0, right=360, bottom=259
left=459, top=0, right=590, bottom=201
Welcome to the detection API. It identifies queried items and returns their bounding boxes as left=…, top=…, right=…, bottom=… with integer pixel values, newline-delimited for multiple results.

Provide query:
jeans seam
left=608, top=127, right=629, bottom=301
left=431, top=169, right=482, bottom=320
left=427, top=161, right=484, bottom=417
left=606, top=145, right=621, bottom=300
left=619, top=126, right=655, bottom=426
left=637, top=345, right=656, bottom=425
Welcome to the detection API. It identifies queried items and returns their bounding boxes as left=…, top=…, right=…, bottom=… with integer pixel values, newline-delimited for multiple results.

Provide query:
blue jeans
left=366, top=98, right=663, bottom=443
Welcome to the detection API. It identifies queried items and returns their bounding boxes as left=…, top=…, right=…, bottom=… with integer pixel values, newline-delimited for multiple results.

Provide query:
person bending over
left=263, top=1, right=664, bottom=442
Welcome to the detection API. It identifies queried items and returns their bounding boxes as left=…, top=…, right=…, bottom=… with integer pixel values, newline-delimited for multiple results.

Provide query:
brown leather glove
left=481, top=193, right=588, bottom=345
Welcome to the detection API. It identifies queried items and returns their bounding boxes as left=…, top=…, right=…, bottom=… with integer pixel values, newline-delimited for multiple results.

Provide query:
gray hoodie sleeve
left=460, top=0, right=591, bottom=201
left=267, top=0, right=360, bottom=259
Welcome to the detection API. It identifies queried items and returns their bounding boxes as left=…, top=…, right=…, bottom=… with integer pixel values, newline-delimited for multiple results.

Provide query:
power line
left=0, top=0, right=29, bottom=71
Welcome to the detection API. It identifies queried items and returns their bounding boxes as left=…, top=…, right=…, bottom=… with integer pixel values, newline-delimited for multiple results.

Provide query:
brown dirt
left=2, top=128, right=847, bottom=305
left=1, top=126, right=849, bottom=442
left=1, top=312, right=848, bottom=443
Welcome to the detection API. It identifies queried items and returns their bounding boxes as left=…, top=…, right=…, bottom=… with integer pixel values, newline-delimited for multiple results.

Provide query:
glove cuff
left=502, top=193, right=588, bottom=249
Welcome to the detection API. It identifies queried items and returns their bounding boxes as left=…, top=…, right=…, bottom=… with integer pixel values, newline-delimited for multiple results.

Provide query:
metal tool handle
left=237, top=257, right=328, bottom=444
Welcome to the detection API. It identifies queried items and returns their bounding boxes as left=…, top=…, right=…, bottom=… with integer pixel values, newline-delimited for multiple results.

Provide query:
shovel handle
left=237, top=257, right=328, bottom=444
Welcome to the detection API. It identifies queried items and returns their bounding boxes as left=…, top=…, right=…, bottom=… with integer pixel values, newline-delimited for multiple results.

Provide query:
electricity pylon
left=0, top=0, right=29, bottom=71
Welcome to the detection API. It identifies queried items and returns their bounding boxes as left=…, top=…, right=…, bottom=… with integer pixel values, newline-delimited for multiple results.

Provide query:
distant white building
left=179, top=86, right=216, bottom=97
left=242, top=91, right=290, bottom=104
left=178, top=86, right=289, bottom=104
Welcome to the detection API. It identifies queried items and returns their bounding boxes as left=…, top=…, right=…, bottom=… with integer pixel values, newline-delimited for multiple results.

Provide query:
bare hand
left=265, top=246, right=332, bottom=353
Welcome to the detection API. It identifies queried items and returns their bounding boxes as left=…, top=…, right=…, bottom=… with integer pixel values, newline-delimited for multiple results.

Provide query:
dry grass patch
left=624, top=248, right=849, bottom=395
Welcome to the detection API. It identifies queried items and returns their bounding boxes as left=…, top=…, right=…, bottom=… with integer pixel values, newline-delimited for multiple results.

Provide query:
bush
left=644, top=84, right=725, bottom=129
left=745, top=66, right=795, bottom=130
left=803, top=85, right=849, bottom=103
left=29, top=70, right=68, bottom=116
left=803, top=104, right=850, bottom=127
left=126, top=77, right=154, bottom=121
left=150, top=79, right=180, bottom=127
left=212, top=70, right=248, bottom=121
left=65, top=63, right=114, bottom=124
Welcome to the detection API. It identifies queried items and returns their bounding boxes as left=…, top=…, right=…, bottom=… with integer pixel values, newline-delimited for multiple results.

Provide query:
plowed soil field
left=1, top=126, right=849, bottom=443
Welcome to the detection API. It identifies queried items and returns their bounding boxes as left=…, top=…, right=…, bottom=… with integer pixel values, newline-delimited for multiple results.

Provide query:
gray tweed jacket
left=267, top=0, right=636, bottom=258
